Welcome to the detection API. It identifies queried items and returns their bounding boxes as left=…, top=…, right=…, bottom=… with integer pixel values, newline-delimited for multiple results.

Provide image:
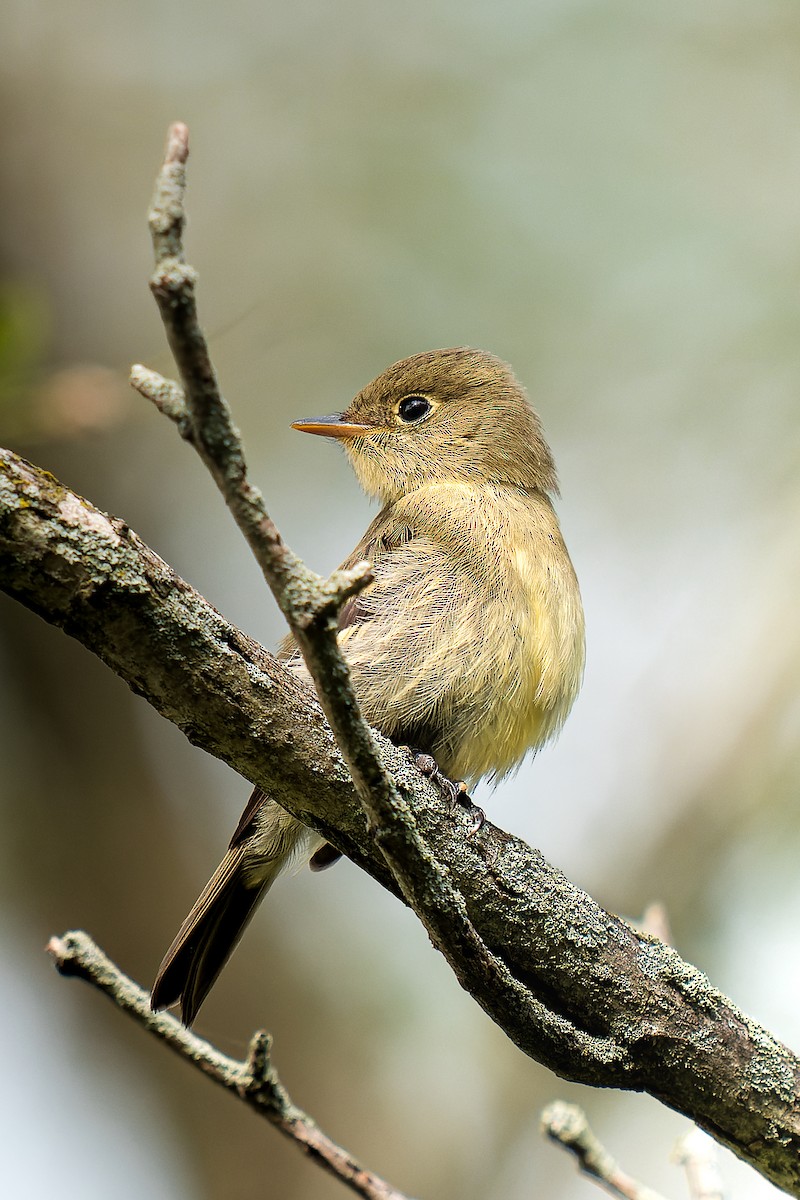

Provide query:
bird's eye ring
left=397, top=395, right=432, bottom=424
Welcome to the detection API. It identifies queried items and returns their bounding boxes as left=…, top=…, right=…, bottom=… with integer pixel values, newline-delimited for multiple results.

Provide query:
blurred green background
left=2, top=3, right=799, bottom=1198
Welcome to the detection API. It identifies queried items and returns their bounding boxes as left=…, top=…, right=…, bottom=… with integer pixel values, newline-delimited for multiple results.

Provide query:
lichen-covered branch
left=47, top=932, right=412, bottom=1200
left=1, top=444, right=799, bottom=1194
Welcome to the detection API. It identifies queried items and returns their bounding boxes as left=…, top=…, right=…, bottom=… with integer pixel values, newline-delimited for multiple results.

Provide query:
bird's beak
left=291, top=414, right=373, bottom=440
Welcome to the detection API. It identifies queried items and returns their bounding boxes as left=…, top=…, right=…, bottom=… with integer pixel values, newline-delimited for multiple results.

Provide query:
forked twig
left=47, top=931, right=413, bottom=1200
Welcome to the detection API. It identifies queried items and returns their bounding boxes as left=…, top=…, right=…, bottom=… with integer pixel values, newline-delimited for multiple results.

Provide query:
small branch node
left=129, top=365, right=191, bottom=432
left=163, top=121, right=189, bottom=167
left=46, top=931, right=409, bottom=1199
left=46, top=932, right=77, bottom=975
left=295, top=561, right=375, bottom=632
left=242, top=1032, right=296, bottom=1113
left=241, top=1028, right=288, bottom=1110
left=148, top=123, right=190, bottom=256
left=245, top=1028, right=273, bottom=1082
left=149, top=260, right=198, bottom=299
left=326, top=561, right=375, bottom=605
left=639, top=902, right=673, bottom=946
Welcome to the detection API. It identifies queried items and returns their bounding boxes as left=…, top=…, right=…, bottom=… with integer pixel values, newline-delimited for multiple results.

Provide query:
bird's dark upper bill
left=291, top=415, right=373, bottom=439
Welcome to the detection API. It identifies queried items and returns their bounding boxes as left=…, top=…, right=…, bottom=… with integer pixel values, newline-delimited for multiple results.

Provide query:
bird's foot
left=410, top=750, right=485, bottom=834
left=309, top=843, right=343, bottom=872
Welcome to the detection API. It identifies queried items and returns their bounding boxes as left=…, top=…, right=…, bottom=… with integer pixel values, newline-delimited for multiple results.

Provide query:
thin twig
left=46, top=931, right=413, bottom=1200
left=673, top=1126, right=726, bottom=1200
left=541, top=1102, right=672, bottom=1200
left=136, top=123, right=381, bottom=785
left=639, top=902, right=673, bottom=946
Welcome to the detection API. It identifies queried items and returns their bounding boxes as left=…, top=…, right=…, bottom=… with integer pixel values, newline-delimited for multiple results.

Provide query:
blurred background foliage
left=1, top=2, right=799, bottom=1198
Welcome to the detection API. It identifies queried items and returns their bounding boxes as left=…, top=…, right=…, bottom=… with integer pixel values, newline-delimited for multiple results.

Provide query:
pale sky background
left=1, top=3, right=799, bottom=1199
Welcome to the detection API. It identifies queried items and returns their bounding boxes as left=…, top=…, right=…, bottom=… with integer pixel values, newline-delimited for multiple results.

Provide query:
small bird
left=151, top=347, right=585, bottom=1024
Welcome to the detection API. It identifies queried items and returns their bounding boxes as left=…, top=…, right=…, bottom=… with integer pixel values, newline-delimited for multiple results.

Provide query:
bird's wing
left=277, top=500, right=486, bottom=775
left=275, top=506, right=413, bottom=655
left=334, top=506, right=486, bottom=769
left=336, top=508, right=415, bottom=630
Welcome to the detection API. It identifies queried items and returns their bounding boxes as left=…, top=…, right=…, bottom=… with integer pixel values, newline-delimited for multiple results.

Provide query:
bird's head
left=292, top=347, right=559, bottom=503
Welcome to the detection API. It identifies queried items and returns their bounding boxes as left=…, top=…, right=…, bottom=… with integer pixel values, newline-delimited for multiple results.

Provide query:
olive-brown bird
left=151, top=347, right=585, bottom=1024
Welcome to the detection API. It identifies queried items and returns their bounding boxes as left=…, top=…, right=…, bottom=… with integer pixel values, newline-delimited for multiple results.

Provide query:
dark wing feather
left=151, top=841, right=268, bottom=1024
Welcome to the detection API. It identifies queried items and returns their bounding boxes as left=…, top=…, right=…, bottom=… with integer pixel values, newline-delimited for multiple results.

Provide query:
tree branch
left=3, top=446, right=800, bottom=1196
left=47, top=932, right=413, bottom=1200
left=137, top=126, right=398, bottom=849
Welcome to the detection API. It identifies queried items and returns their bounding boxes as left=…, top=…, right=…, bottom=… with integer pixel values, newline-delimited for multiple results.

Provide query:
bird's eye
left=397, top=395, right=431, bottom=424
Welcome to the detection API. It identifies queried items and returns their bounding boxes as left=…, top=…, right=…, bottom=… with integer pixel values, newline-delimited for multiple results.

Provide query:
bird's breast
left=429, top=485, right=584, bottom=783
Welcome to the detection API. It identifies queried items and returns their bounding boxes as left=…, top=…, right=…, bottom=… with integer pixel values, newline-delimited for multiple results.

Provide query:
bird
left=151, top=347, right=585, bottom=1025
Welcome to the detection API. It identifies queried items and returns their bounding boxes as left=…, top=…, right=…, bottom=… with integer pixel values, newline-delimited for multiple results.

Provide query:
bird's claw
left=409, top=750, right=485, bottom=835
left=459, top=795, right=486, bottom=835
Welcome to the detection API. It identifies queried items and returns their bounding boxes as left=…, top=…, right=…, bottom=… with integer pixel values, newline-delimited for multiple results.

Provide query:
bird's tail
left=150, top=791, right=311, bottom=1026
